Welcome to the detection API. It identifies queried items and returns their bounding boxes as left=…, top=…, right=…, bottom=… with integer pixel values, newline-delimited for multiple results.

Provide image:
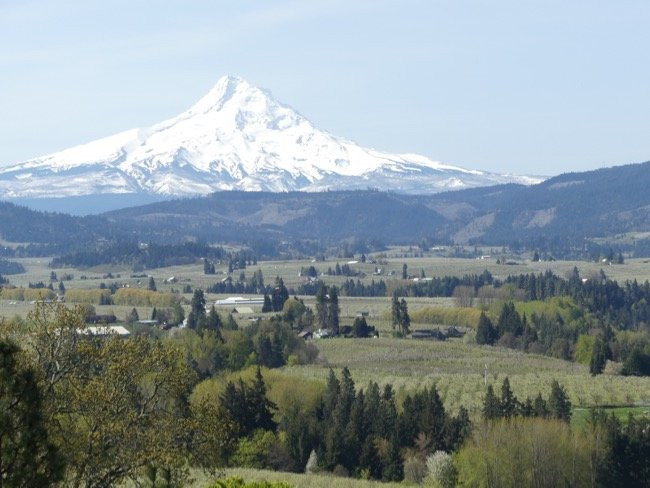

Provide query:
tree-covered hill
left=2, top=160, right=650, bottom=258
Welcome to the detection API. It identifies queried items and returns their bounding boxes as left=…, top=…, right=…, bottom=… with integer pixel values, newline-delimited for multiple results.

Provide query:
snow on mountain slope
left=0, top=76, right=542, bottom=198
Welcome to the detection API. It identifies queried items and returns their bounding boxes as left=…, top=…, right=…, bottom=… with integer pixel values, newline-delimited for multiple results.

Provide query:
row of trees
left=482, top=377, right=571, bottom=423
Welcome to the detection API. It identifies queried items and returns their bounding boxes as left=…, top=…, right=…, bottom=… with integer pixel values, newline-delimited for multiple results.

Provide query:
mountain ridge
left=1, top=161, right=650, bottom=258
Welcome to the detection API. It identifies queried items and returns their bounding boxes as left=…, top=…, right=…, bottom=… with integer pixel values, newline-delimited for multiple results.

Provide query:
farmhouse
left=78, top=326, right=131, bottom=337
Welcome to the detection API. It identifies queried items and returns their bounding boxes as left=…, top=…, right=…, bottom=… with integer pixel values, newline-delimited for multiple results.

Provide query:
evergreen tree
left=499, top=377, right=518, bottom=418
left=328, top=286, right=340, bottom=334
left=548, top=380, right=571, bottom=423
left=148, top=276, right=156, bottom=292
left=251, top=367, right=278, bottom=432
left=476, top=312, right=497, bottom=345
left=0, top=340, right=64, bottom=486
left=315, top=285, right=330, bottom=330
left=190, top=289, right=206, bottom=318
left=58, top=281, right=66, bottom=294
left=590, top=336, right=609, bottom=375
left=151, top=307, right=157, bottom=321
left=390, top=292, right=402, bottom=333
left=496, top=302, right=524, bottom=336
left=271, top=277, right=289, bottom=312
left=402, top=263, right=408, bottom=280
left=205, top=305, right=224, bottom=341
left=399, top=298, right=410, bottom=334
left=533, top=393, right=549, bottom=418
left=262, top=294, right=272, bottom=313
left=126, top=307, right=139, bottom=323
left=482, top=385, right=501, bottom=420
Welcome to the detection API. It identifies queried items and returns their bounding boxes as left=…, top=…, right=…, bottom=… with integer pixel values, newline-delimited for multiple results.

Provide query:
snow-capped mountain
left=0, top=76, right=542, bottom=199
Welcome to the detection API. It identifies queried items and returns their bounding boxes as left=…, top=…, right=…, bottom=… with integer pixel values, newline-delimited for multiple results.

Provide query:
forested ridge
left=3, top=161, right=650, bottom=259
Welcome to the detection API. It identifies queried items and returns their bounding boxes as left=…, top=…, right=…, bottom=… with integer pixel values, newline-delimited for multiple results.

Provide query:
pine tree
left=590, top=336, right=608, bottom=375
left=476, top=312, right=496, bottom=345
left=548, top=380, right=571, bottom=423
left=205, top=306, right=223, bottom=341
left=126, top=307, right=139, bottom=323
left=315, top=285, right=330, bottom=330
left=533, top=393, right=549, bottom=418
left=148, top=276, right=156, bottom=292
left=271, top=277, right=289, bottom=312
left=499, top=377, right=518, bottom=418
left=262, top=294, right=272, bottom=313
left=0, top=340, right=64, bottom=486
left=190, top=289, right=206, bottom=317
left=328, top=286, right=340, bottom=334
left=391, top=292, right=402, bottom=333
left=482, top=385, right=501, bottom=420
left=402, top=263, right=408, bottom=280
left=399, top=298, right=410, bottom=334
left=251, top=367, right=278, bottom=431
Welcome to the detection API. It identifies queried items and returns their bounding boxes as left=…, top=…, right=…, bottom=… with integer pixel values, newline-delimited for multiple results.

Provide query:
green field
left=3, top=253, right=650, bottom=422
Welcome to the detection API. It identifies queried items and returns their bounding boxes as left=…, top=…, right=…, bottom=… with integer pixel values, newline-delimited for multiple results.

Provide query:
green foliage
left=455, top=418, right=594, bottom=488
left=271, top=277, right=289, bottom=312
left=575, top=334, right=595, bottom=365
left=9, top=303, right=198, bottom=487
left=231, top=430, right=278, bottom=469
left=0, top=339, right=64, bottom=486
left=64, top=288, right=112, bottom=305
left=621, top=347, right=650, bottom=376
left=476, top=312, right=497, bottom=345
left=113, top=287, right=179, bottom=307
left=315, top=285, right=340, bottom=333
left=408, top=306, right=482, bottom=328
left=0, top=287, right=56, bottom=301
left=482, top=377, right=571, bottom=423
left=588, top=410, right=650, bottom=487
left=589, top=336, right=609, bottom=375
left=390, top=293, right=410, bottom=335
left=207, top=477, right=293, bottom=488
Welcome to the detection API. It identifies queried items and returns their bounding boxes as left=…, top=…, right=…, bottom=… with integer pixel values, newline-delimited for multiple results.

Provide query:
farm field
left=281, top=337, right=650, bottom=417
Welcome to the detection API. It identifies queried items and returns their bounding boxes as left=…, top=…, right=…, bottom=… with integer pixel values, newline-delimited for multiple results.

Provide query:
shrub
left=455, top=418, right=592, bottom=487
left=426, top=451, right=456, bottom=488
left=403, top=454, right=428, bottom=483
left=207, top=477, right=293, bottom=488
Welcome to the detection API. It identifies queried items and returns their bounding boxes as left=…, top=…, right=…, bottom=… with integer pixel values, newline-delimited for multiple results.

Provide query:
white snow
left=0, top=75, right=544, bottom=198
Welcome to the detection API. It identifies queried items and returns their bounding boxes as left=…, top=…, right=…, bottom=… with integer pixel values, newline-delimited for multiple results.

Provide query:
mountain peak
left=189, top=75, right=268, bottom=115
left=0, top=76, right=544, bottom=199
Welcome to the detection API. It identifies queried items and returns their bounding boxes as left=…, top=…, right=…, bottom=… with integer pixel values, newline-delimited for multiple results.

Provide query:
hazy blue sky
left=2, top=0, right=649, bottom=175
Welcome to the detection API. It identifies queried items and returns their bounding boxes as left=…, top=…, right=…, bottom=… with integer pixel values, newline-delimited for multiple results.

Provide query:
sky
left=1, top=0, right=650, bottom=176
